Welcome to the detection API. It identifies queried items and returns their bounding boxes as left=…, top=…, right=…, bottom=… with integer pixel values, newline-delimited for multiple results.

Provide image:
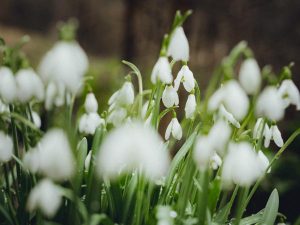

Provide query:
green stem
left=234, top=187, right=249, bottom=225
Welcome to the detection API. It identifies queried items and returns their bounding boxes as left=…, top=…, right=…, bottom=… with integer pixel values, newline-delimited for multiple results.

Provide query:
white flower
left=24, top=129, right=75, bottom=181
left=108, top=81, right=134, bottom=110
left=218, top=104, right=240, bottom=128
left=257, top=150, right=270, bottom=173
left=15, top=68, right=44, bottom=103
left=256, top=86, right=285, bottom=121
left=38, top=41, right=88, bottom=95
left=32, top=111, right=42, bottom=128
left=0, top=131, right=13, bottom=162
left=44, top=82, right=66, bottom=110
left=0, top=99, right=9, bottom=113
left=210, top=153, right=222, bottom=170
left=278, top=79, right=300, bottom=110
left=162, top=85, right=179, bottom=108
left=156, top=205, right=177, bottom=225
left=107, top=107, right=127, bottom=127
left=263, top=124, right=272, bottom=148
left=84, top=93, right=98, bottom=113
left=209, top=119, right=232, bottom=155
left=79, top=112, right=104, bottom=135
left=85, top=151, right=92, bottom=171
left=239, top=58, right=261, bottom=94
left=222, top=142, right=261, bottom=187
left=165, top=118, right=182, bottom=140
left=151, top=57, right=172, bottom=84
left=271, top=125, right=284, bottom=147
left=253, top=122, right=283, bottom=148
left=27, top=179, right=62, bottom=217
left=96, top=122, right=170, bottom=181
left=167, top=26, right=189, bottom=62
left=0, top=67, right=17, bottom=103
left=208, top=80, right=249, bottom=121
left=174, top=65, right=195, bottom=92
left=185, top=94, right=196, bottom=119
left=193, top=135, right=215, bottom=170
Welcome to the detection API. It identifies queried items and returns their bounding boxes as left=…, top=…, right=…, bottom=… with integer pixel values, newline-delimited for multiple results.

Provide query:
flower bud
left=162, top=85, right=179, bottom=108
left=239, top=58, right=261, bottom=94
left=84, top=93, right=98, bottom=113
left=167, top=26, right=189, bottom=62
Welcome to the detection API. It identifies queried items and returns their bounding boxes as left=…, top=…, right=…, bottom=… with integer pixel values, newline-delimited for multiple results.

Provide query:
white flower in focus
left=239, top=58, right=261, bottom=94
left=257, top=150, right=270, bottom=173
left=209, top=119, right=232, bottom=155
left=254, top=122, right=283, bottom=148
left=210, top=153, right=222, bottom=170
left=167, top=26, right=189, bottom=62
left=84, top=93, right=98, bottom=113
left=107, top=107, right=127, bottom=127
left=256, top=86, right=285, bottom=121
left=222, top=142, right=261, bottom=187
left=218, top=104, right=240, bottom=128
left=162, top=85, right=179, bottom=108
left=271, top=125, right=284, bottom=147
left=156, top=205, right=177, bottom=225
left=185, top=94, right=196, bottom=119
left=151, top=57, right=172, bottom=84
left=79, top=113, right=104, bottom=135
left=0, top=131, right=13, bottom=162
left=15, top=68, right=44, bottom=103
left=278, top=79, right=300, bottom=110
left=193, top=135, right=215, bottom=170
left=32, top=111, right=42, bottom=128
left=0, top=67, right=17, bottom=103
left=174, top=65, right=195, bottom=92
left=27, top=179, right=62, bottom=217
left=96, top=122, right=170, bottom=181
left=165, top=118, right=182, bottom=140
left=85, top=151, right=92, bottom=171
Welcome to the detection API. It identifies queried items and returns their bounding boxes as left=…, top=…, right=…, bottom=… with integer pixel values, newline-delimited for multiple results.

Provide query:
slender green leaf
left=260, top=189, right=279, bottom=225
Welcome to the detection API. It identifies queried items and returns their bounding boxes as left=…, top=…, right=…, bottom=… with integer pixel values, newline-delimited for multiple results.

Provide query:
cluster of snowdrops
left=0, top=11, right=299, bottom=225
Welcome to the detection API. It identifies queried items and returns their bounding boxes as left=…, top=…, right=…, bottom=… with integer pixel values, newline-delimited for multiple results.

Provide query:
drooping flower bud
left=151, top=57, right=172, bottom=84
left=239, top=58, right=261, bottom=95
left=162, top=85, right=179, bottom=108
left=84, top=93, right=98, bottom=113
left=167, top=26, right=189, bottom=62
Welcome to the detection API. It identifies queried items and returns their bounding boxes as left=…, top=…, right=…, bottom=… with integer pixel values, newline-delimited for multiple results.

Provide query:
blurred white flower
left=151, top=57, right=172, bottom=84
left=185, top=94, right=196, bottom=119
left=162, top=85, right=179, bottom=108
left=0, top=67, right=17, bottom=103
left=222, top=142, right=261, bottom=187
left=0, top=99, right=9, bottom=113
left=85, top=150, right=92, bottom=171
left=0, top=131, right=13, bottom=162
left=210, top=153, right=222, bottom=170
left=193, top=135, right=215, bottom=170
left=278, top=79, right=300, bottom=110
left=107, top=107, right=127, bottom=127
left=209, top=120, right=232, bottom=155
left=15, top=68, right=44, bottom=103
left=108, top=81, right=134, bottom=109
left=44, top=82, right=66, bottom=110
left=239, top=58, right=261, bottom=94
left=156, top=205, right=177, bottom=225
left=263, top=124, right=272, bottom=148
left=257, top=150, right=270, bottom=173
left=256, top=86, right=285, bottom=121
left=27, top=179, right=62, bottom=217
left=96, top=122, right=170, bottom=181
left=165, top=118, right=182, bottom=140
left=208, top=80, right=249, bottom=121
left=167, top=26, right=189, bottom=62
left=218, top=104, right=240, bottom=128
left=79, top=112, right=104, bottom=135
left=84, top=93, right=98, bottom=113
left=32, top=111, right=42, bottom=128
left=174, top=65, right=195, bottom=92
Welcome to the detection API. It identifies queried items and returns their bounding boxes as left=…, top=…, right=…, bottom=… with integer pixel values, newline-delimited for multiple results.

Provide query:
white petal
left=0, top=67, right=17, bottom=103
left=257, top=150, right=270, bottom=173
left=181, top=65, right=195, bottom=92
left=167, top=27, right=189, bottom=62
left=253, top=118, right=264, bottom=140
left=32, top=111, right=42, bottom=128
left=219, top=104, right=240, bottom=128
left=278, top=79, right=300, bottom=110
left=0, top=131, right=13, bottom=162
left=239, top=58, right=261, bottom=94
left=162, top=85, right=179, bottom=108
left=84, top=93, right=98, bottom=113
left=171, top=118, right=182, bottom=140
left=165, top=119, right=173, bottom=140
left=185, top=94, right=196, bottom=119
left=151, top=57, right=172, bottom=84
left=263, top=124, right=272, bottom=148
left=193, top=135, right=215, bottom=170
left=271, top=125, right=284, bottom=147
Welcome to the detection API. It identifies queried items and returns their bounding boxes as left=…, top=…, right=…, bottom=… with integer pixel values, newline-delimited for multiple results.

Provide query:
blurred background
left=0, top=0, right=299, bottom=223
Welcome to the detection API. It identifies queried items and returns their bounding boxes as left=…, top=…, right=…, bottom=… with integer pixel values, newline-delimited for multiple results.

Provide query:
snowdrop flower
left=107, top=107, right=127, bottom=127
left=84, top=93, right=98, bottom=113
left=108, top=81, right=134, bottom=112
left=85, top=151, right=92, bottom=171
left=256, top=86, right=285, bottom=121
left=0, top=67, right=17, bottom=103
left=96, top=122, right=170, bottom=181
left=156, top=205, right=177, bottom=225
left=209, top=120, right=232, bottom=155
left=0, top=99, right=9, bottom=113
left=257, top=150, right=270, bottom=173
left=239, top=58, right=261, bottom=94
left=193, top=135, right=215, bottom=170
left=38, top=41, right=88, bottom=95
left=44, top=82, right=66, bottom=110
left=278, top=79, right=300, bottom=110
left=15, top=68, right=44, bottom=103
left=32, top=111, right=42, bottom=128
left=218, top=104, right=240, bottom=128
left=208, top=80, right=249, bottom=121
left=27, top=179, right=62, bottom=217
left=162, top=85, right=179, bottom=108
left=210, top=153, right=222, bottom=170
left=151, top=57, right=172, bottom=84
left=270, top=125, right=284, bottom=147
left=25, top=129, right=75, bottom=181
left=174, top=65, right=195, bottom=92
left=167, top=26, right=189, bottom=62
left=165, top=118, right=182, bottom=140
left=0, top=131, right=13, bottom=162
left=222, top=142, right=261, bottom=187
left=185, top=94, right=196, bottom=119
left=79, top=113, right=104, bottom=135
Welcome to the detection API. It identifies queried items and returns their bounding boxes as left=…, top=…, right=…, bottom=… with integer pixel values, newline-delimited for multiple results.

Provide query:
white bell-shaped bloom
left=165, top=118, right=182, bottom=140
left=239, top=58, right=261, bottom=94
left=257, top=150, right=270, bottom=173
left=278, top=79, right=300, bottom=110
left=185, top=94, right=196, bottom=119
left=27, top=179, right=62, bottom=217
left=96, top=122, right=170, bottom=181
left=208, top=80, right=249, bottom=121
left=162, top=85, right=179, bottom=108
left=85, top=151, right=92, bottom=171
left=79, top=112, right=104, bottom=135
left=193, top=135, right=215, bottom=170
left=256, top=86, right=285, bottom=121
left=15, top=68, right=44, bottom=103
left=218, top=104, right=240, bottom=128
left=255, top=123, right=283, bottom=148
left=156, top=205, right=177, bottom=225
left=107, top=107, right=127, bottom=127
left=32, top=111, right=42, bottom=128
left=84, top=93, right=98, bottom=113
left=0, top=67, right=17, bottom=103
left=38, top=41, right=88, bottom=95
left=209, top=119, right=232, bottom=155
left=24, top=129, right=75, bottom=181
left=44, top=82, right=66, bottom=110
left=271, top=125, right=284, bottom=147
left=210, top=153, right=222, bottom=170
left=222, top=142, right=261, bottom=187
left=0, top=131, right=13, bottom=162
left=151, top=57, right=172, bottom=84
left=167, top=26, right=189, bottom=62
left=108, top=81, right=134, bottom=110
left=174, top=65, right=195, bottom=92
